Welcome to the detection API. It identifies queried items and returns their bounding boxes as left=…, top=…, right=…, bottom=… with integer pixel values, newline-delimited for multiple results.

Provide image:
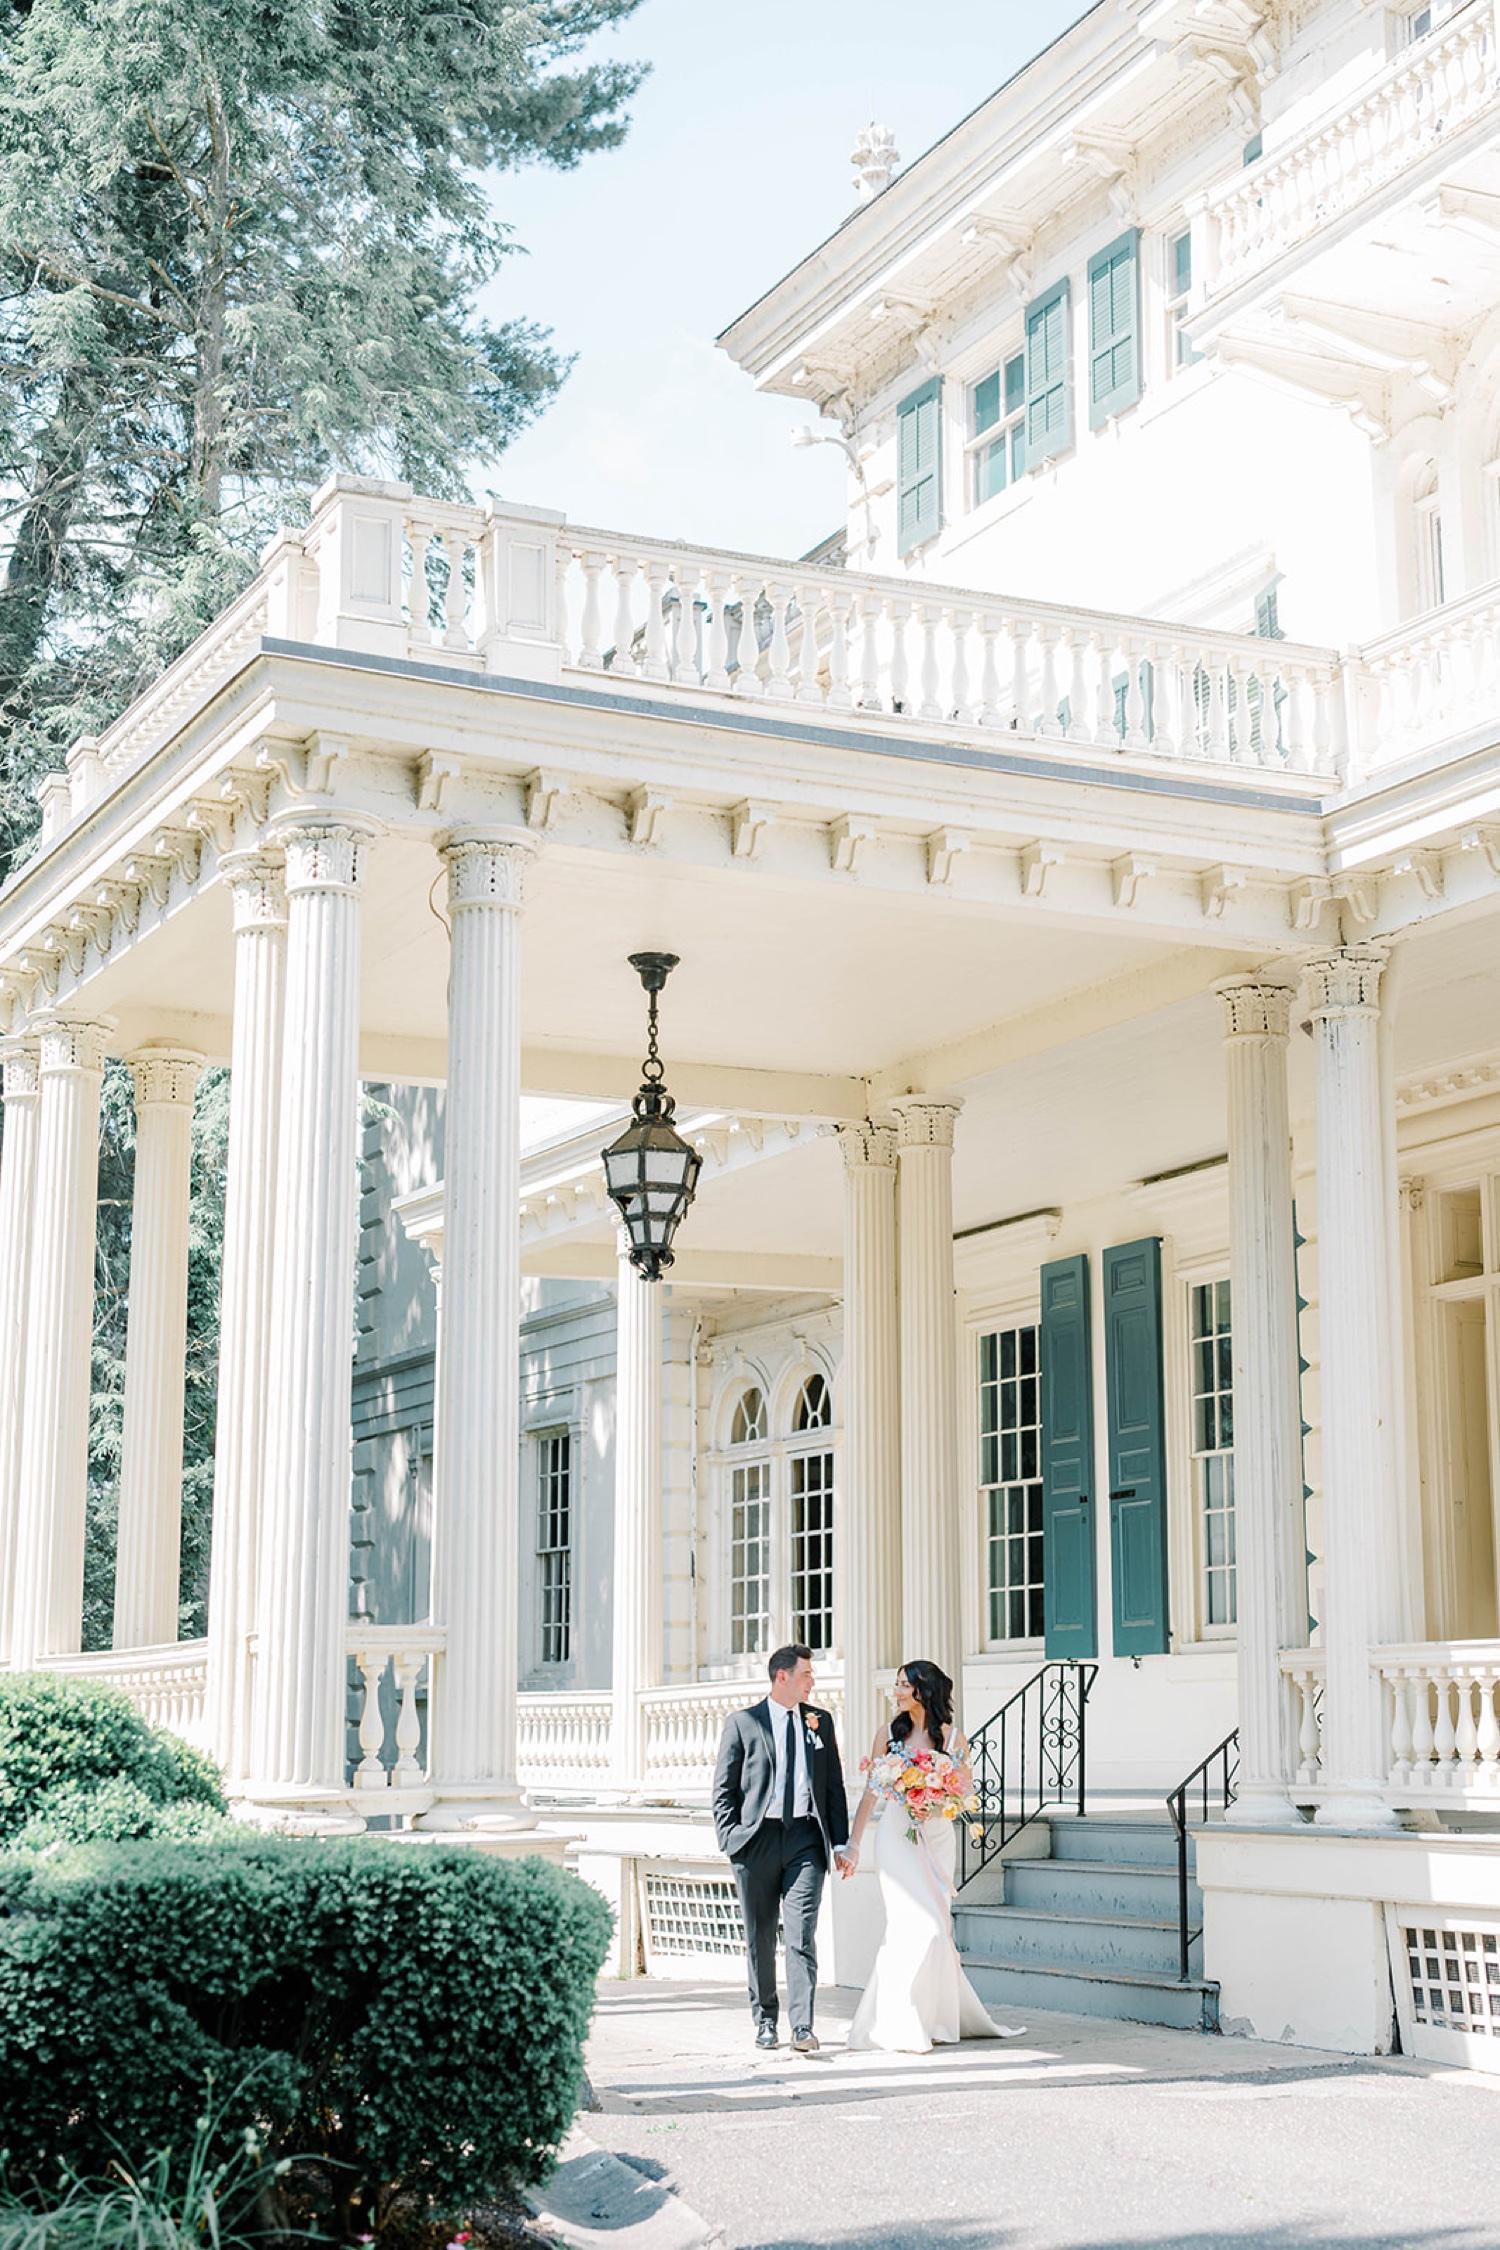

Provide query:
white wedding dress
left=848, top=1743, right=1024, bottom=2055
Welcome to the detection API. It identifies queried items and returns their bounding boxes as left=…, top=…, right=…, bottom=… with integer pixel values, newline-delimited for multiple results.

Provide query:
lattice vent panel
left=1401, top=1922, right=1500, bottom=2035
left=642, top=1874, right=748, bottom=1959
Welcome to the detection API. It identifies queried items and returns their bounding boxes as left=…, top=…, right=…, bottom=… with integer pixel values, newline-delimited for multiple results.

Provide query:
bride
left=842, top=1659, right=1023, bottom=2054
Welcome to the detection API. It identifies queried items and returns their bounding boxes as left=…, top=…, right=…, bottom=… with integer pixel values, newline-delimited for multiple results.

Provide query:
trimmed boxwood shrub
left=0, top=1832, right=612, bottom=2224
left=0, top=1673, right=224, bottom=1841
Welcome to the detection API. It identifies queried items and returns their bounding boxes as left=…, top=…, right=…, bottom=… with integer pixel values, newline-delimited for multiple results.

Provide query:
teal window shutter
left=1103, top=1238, right=1170, bottom=1657
left=1024, top=280, right=1072, bottom=460
left=896, top=377, right=942, bottom=554
left=1040, top=1253, right=1097, bottom=1660
left=1087, top=230, right=1141, bottom=429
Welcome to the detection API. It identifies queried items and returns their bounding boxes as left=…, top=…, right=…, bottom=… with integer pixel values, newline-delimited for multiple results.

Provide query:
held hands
left=834, top=1844, right=859, bottom=1880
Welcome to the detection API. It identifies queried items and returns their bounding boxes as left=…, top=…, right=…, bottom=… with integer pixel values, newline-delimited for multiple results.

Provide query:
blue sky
left=479, top=0, right=1088, bottom=558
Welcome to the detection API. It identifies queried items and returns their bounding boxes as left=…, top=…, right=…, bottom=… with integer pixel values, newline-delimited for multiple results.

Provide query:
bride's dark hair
left=891, top=1658, right=954, bottom=1747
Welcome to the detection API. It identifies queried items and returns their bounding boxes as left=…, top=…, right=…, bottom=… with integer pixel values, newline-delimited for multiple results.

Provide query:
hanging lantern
left=602, top=953, right=702, bottom=1281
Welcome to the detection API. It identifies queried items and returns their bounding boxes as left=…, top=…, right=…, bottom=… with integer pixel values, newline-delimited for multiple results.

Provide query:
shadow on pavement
left=737, top=2230, right=1496, bottom=2250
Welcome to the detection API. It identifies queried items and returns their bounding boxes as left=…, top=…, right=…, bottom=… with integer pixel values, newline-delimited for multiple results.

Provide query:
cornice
left=1397, top=1052, right=1500, bottom=1116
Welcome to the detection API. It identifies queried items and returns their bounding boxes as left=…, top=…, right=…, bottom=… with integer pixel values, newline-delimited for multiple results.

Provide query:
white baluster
left=639, top=559, right=671, bottom=681
left=441, top=530, right=471, bottom=650
left=948, top=608, right=973, bottom=724
left=1478, top=1670, right=1500, bottom=1775
left=393, top=1651, right=425, bottom=1786
left=1433, top=1669, right=1458, bottom=1775
left=1205, top=656, right=1230, bottom=759
left=1123, top=643, right=1149, bottom=749
left=857, top=593, right=884, bottom=710
left=888, top=601, right=912, bottom=714
left=731, top=576, right=763, bottom=696
left=1388, top=1669, right=1414, bottom=1785
left=764, top=578, right=795, bottom=699
left=1064, top=631, right=1089, bottom=742
left=1036, top=626, right=1062, bottom=737
left=1295, top=1668, right=1322, bottom=1784
left=826, top=591, right=853, bottom=710
left=1095, top=634, right=1120, bottom=745
left=1009, top=618, right=1032, bottom=732
left=577, top=550, right=607, bottom=670
left=407, top=527, right=434, bottom=646
left=353, top=1649, right=388, bottom=1789
left=1411, top=1665, right=1437, bottom=1775
left=794, top=583, right=826, bottom=704
left=703, top=571, right=732, bottom=691
left=1455, top=1668, right=1481, bottom=1775
left=671, top=567, right=699, bottom=684
left=917, top=605, right=943, bottom=720
left=609, top=555, right=639, bottom=676
left=976, top=613, right=1003, bottom=726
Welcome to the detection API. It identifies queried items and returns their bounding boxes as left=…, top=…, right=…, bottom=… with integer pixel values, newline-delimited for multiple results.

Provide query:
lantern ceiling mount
left=601, top=953, right=702, bottom=1283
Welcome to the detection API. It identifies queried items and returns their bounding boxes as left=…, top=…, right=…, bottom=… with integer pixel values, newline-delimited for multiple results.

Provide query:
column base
left=1313, top=1787, right=1403, bottom=1830
left=1225, top=1782, right=1304, bottom=1826
left=231, top=1784, right=367, bottom=1836
left=415, top=1784, right=536, bottom=1833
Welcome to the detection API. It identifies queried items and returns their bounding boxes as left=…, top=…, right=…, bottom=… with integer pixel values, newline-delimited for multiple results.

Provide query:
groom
left=712, top=1643, right=852, bottom=2054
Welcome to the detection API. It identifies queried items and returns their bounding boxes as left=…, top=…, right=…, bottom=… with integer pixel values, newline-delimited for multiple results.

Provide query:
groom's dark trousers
left=713, top=1701, right=848, bottom=2035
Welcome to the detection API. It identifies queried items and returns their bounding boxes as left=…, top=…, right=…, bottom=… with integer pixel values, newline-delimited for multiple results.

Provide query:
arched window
left=793, top=1371, right=831, bottom=1432
left=730, top=1386, right=767, bottom=1447
left=1414, top=460, right=1445, bottom=613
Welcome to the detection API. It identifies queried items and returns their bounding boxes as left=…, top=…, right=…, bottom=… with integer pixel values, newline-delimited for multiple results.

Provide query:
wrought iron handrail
left=956, top=1661, right=1097, bottom=1889
left=1166, top=1728, right=1239, bottom=1980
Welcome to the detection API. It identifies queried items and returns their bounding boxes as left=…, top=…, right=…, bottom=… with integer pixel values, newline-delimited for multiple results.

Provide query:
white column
left=892, top=1097, right=964, bottom=1694
left=112, top=1048, right=203, bottom=1650
left=422, top=825, right=535, bottom=1824
left=0, top=1038, right=40, bottom=1666
left=204, top=852, right=287, bottom=1783
left=1306, top=946, right=1404, bottom=1826
left=1216, top=977, right=1303, bottom=1823
left=611, top=1229, right=663, bottom=1790
left=10, top=1016, right=110, bottom=1665
left=250, top=813, right=377, bottom=1805
left=837, top=1120, right=902, bottom=1773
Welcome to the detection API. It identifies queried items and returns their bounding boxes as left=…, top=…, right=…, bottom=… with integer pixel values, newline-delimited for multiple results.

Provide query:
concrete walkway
left=575, top=1977, right=1500, bottom=2250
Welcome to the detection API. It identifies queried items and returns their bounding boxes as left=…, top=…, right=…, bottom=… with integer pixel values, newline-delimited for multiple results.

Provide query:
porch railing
left=346, top=1624, right=444, bottom=1810
left=516, top=1690, right=613, bottom=1788
left=1281, top=1641, right=1500, bottom=1801
left=35, top=1639, right=209, bottom=1745
left=956, top=1660, right=1096, bottom=1889
left=1166, top=1729, right=1239, bottom=1981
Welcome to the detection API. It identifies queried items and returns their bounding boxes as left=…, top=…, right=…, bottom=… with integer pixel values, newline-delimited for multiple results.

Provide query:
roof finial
left=851, top=121, right=900, bottom=204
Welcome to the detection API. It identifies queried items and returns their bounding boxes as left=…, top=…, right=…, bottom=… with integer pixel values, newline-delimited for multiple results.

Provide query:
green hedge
left=0, top=1673, right=224, bottom=1841
left=0, top=1832, right=612, bottom=2221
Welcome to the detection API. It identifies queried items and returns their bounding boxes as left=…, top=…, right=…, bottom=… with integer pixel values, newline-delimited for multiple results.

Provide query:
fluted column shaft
left=0, top=1040, right=40, bottom=1666
left=113, top=1049, right=203, bottom=1649
left=205, top=853, right=287, bottom=1782
left=424, top=826, right=534, bottom=1817
left=837, top=1121, right=901, bottom=1772
left=1216, top=979, right=1303, bottom=1821
left=611, top=1230, right=663, bottom=1789
left=1307, top=947, right=1404, bottom=1826
left=893, top=1099, right=963, bottom=1694
left=251, top=814, right=377, bottom=1797
left=11, top=1017, right=110, bottom=1664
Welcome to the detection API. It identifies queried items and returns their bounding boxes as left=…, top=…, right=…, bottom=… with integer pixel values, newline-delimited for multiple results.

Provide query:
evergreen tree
left=0, top=0, right=645, bottom=867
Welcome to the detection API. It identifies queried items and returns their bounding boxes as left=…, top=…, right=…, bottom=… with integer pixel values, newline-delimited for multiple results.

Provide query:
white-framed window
left=727, top=1384, right=771, bottom=1656
left=789, top=1372, right=835, bottom=1649
left=1390, top=1, right=1451, bottom=52
left=716, top=1369, right=839, bottom=1665
left=1167, top=229, right=1202, bottom=371
left=967, top=352, right=1026, bottom=507
left=1189, top=1279, right=1236, bottom=1629
left=536, top=1430, right=573, bottom=1666
left=979, top=1324, right=1045, bottom=1644
left=1415, top=461, right=1446, bottom=611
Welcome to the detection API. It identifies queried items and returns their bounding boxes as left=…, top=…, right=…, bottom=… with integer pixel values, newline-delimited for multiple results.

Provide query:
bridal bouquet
left=860, top=1747, right=981, bottom=1844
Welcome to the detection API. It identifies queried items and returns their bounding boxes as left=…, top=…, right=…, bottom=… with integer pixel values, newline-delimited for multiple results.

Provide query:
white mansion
left=3, top=0, right=1500, bottom=2067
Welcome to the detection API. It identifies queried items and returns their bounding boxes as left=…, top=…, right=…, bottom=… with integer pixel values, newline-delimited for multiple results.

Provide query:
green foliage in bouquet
left=0, top=1673, right=224, bottom=1844
left=0, top=1833, right=612, bottom=2224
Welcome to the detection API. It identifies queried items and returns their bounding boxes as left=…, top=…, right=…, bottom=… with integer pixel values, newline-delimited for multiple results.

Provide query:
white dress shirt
left=767, top=1698, right=813, bottom=1819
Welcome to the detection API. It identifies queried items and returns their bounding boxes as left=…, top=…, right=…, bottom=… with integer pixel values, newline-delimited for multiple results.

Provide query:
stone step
left=1006, top=1857, right=1196, bottom=1922
left=1046, top=1815, right=1195, bottom=1869
left=962, top=1951, right=1220, bottom=2033
left=954, top=1901, right=1200, bottom=1980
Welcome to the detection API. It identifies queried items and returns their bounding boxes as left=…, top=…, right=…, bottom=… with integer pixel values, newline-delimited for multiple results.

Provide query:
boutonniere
left=804, top=1713, right=822, bottom=1747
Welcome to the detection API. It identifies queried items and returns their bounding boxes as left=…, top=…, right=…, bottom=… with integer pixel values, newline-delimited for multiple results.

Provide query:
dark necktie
left=782, top=1709, right=798, bottom=1824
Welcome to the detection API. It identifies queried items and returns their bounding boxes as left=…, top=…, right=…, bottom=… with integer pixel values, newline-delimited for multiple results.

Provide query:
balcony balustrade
left=35, top=1638, right=209, bottom=1745
left=516, top=1690, right=613, bottom=1789
left=1200, top=0, right=1500, bottom=299
left=1280, top=1642, right=1500, bottom=1804
left=346, top=1624, right=445, bottom=1813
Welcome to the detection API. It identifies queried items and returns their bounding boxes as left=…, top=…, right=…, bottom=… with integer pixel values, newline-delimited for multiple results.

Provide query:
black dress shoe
left=755, top=2023, right=779, bottom=2050
left=791, top=2027, right=819, bottom=2054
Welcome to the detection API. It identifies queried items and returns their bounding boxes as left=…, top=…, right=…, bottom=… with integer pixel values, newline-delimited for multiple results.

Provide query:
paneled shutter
left=1040, top=1253, right=1096, bottom=1659
left=896, top=378, right=942, bottom=554
left=1087, top=230, right=1141, bottom=428
left=1024, top=279, right=1073, bottom=460
left=1103, top=1237, right=1170, bottom=1656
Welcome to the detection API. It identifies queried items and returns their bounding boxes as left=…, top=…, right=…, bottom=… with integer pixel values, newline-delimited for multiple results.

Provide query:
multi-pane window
left=536, top=1431, right=572, bottom=1666
left=1167, top=230, right=1202, bottom=370
left=730, top=1461, right=772, bottom=1654
left=969, top=353, right=1026, bottom=505
left=980, top=1326, right=1045, bottom=1642
left=791, top=1452, right=835, bottom=1650
left=1190, top=1280, right=1236, bottom=1628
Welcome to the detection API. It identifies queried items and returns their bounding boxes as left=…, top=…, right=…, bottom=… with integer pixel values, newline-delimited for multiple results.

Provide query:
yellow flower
left=969, top=1823, right=985, bottom=1844
left=943, top=1803, right=958, bottom=1820
left=963, top=1795, right=980, bottom=1813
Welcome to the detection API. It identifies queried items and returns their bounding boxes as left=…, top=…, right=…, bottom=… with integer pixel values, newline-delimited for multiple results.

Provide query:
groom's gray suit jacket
left=712, top=1701, right=850, bottom=1869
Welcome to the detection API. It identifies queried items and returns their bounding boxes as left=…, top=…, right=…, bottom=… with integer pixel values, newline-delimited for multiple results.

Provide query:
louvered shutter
left=1024, top=280, right=1073, bottom=460
left=1087, top=230, right=1142, bottom=428
left=1041, top=1253, right=1097, bottom=1659
left=896, top=378, right=942, bottom=554
left=1103, top=1237, right=1170, bottom=1656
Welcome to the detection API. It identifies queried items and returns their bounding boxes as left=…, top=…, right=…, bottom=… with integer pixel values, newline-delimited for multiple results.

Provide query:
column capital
left=436, top=825, right=536, bottom=912
left=34, top=1015, right=112, bottom=1075
left=891, top=1096, right=963, bottom=1151
left=220, top=848, right=288, bottom=931
left=126, top=1047, right=205, bottom=1107
left=0, top=1038, right=40, bottom=1102
left=1301, top=945, right=1388, bottom=1020
left=267, top=809, right=382, bottom=897
left=1214, top=975, right=1295, bottom=1041
left=837, top=1118, right=898, bottom=1171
